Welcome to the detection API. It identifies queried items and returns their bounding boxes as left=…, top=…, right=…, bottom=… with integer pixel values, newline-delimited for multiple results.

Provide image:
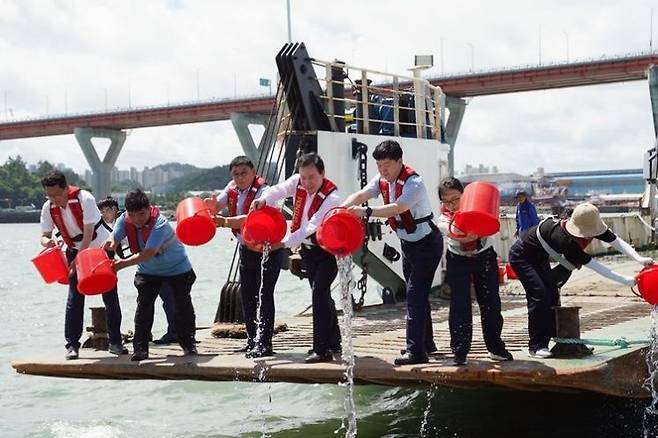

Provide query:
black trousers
left=446, top=248, right=506, bottom=357
left=239, top=245, right=284, bottom=349
left=300, top=244, right=341, bottom=354
left=400, top=229, right=442, bottom=356
left=509, top=240, right=559, bottom=351
left=65, top=248, right=123, bottom=349
left=133, top=269, right=197, bottom=352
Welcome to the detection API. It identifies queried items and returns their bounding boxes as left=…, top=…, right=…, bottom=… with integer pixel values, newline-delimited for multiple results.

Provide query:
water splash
left=335, top=256, right=357, bottom=438
left=256, top=243, right=272, bottom=438
left=419, top=383, right=437, bottom=437
left=644, top=305, right=658, bottom=437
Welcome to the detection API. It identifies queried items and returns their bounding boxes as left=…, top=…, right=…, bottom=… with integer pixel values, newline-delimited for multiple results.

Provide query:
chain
left=353, top=139, right=369, bottom=311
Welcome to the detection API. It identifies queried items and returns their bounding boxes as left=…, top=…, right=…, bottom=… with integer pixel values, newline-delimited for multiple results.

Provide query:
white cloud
left=0, top=0, right=656, bottom=174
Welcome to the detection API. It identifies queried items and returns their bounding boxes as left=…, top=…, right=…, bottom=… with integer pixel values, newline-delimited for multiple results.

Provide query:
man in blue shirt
left=341, top=140, right=442, bottom=366
left=515, top=191, right=540, bottom=236
left=104, top=189, right=197, bottom=361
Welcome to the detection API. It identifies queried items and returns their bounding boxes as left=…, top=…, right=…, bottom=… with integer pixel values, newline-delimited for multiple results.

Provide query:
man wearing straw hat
left=341, top=140, right=442, bottom=366
left=252, top=152, right=342, bottom=364
left=509, top=202, right=653, bottom=359
left=205, top=155, right=284, bottom=359
left=39, top=170, right=128, bottom=360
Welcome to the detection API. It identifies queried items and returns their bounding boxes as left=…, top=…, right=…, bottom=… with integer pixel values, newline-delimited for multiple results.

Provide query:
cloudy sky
left=0, top=0, right=656, bottom=175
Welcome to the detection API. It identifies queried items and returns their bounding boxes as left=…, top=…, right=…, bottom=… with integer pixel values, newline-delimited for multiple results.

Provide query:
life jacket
left=226, top=176, right=266, bottom=237
left=49, top=186, right=84, bottom=248
left=560, top=219, right=593, bottom=249
left=124, top=206, right=160, bottom=253
left=441, top=206, right=479, bottom=252
left=379, top=165, right=430, bottom=234
left=290, top=178, right=337, bottom=233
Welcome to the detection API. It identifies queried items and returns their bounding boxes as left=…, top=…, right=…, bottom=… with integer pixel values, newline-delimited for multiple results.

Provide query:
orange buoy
left=241, top=206, right=287, bottom=246
left=449, top=181, right=500, bottom=238
left=175, top=197, right=217, bottom=246
left=75, top=248, right=117, bottom=295
left=32, top=246, right=69, bottom=284
left=316, top=207, right=365, bottom=257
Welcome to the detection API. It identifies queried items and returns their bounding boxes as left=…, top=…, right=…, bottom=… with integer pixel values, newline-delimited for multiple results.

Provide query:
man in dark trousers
left=39, top=170, right=127, bottom=359
left=252, top=153, right=341, bottom=364
left=205, top=155, right=284, bottom=358
left=341, top=140, right=442, bottom=366
left=104, top=189, right=198, bottom=361
left=515, top=190, right=540, bottom=236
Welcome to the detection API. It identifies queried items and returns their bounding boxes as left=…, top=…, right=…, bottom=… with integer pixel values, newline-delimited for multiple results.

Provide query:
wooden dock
left=12, top=270, right=652, bottom=398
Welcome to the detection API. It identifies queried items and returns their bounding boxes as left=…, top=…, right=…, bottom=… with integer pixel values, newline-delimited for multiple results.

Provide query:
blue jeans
left=400, top=229, right=442, bottom=356
left=65, top=249, right=123, bottom=349
left=446, top=248, right=506, bottom=357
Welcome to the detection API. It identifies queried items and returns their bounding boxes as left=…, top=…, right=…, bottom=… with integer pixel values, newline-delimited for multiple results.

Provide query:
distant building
left=547, top=169, right=644, bottom=199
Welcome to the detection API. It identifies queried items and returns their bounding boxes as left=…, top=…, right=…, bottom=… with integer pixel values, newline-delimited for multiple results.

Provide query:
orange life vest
left=290, top=178, right=337, bottom=232
left=379, top=165, right=420, bottom=233
left=49, top=186, right=84, bottom=248
left=227, top=176, right=266, bottom=237
left=124, top=206, right=160, bottom=253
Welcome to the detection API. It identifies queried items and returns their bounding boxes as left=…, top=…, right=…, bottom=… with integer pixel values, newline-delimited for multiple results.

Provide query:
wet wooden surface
left=12, top=258, right=654, bottom=398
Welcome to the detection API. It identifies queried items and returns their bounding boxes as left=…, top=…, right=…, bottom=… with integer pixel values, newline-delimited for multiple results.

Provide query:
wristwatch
left=365, top=206, right=373, bottom=218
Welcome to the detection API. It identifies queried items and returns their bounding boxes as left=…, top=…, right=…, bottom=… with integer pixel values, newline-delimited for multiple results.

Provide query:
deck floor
left=12, top=286, right=652, bottom=397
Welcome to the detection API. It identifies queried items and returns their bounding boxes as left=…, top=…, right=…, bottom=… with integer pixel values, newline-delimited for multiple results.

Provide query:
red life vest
left=290, top=178, right=337, bottom=232
left=226, top=176, right=266, bottom=237
left=124, top=206, right=160, bottom=253
left=379, top=165, right=419, bottom=233
left=49, top=186, right=84, bottom=248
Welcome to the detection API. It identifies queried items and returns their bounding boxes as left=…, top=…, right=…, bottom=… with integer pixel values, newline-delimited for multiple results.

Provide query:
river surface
left=0, top=224, right=650, bottom=437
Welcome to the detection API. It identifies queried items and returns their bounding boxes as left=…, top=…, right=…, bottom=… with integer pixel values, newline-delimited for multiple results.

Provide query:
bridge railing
left=310, top=58, right=445, bottom=141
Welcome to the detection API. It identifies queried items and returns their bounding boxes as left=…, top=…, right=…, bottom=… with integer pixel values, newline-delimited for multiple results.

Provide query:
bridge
left=1, top=51, right=657, bottom=197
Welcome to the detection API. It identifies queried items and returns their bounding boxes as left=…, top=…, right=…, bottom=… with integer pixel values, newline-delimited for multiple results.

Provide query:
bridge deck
left=12, top=290, right=651, bottom=398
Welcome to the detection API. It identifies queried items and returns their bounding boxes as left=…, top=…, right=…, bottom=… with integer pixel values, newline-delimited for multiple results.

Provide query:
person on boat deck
left=98, top=196, right=178, bottom=346
left=341, top=140, right=442, bottom=366
left=252, top=152, right=342, bottom=364
left=39, top=170, right=128, bottom=360
left=509, top=202, right=653, bottom=359
left=205, top=155, right=284, bottom=359
left=104, top=189, right=198, bottom=361
left=515, top=190, right=540, bottom=236
left=437, top=177, right=513, bottom=366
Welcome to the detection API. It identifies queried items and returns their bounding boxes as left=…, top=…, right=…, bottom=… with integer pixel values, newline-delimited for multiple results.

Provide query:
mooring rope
left=552, top=337, right=649, bottom=348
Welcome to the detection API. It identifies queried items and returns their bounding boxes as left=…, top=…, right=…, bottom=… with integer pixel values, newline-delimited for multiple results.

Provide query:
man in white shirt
left=205, top=155, right=284, bottom=358
left=39, top=170, right=127, bottom=360
left=341, top=140, right=442, bottom=366
left=252, top=153, right=341, bottom=363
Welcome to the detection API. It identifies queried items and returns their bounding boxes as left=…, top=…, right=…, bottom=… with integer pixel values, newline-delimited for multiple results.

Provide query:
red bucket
left=175, top=197, right=217, bottom=246
left=32, top=246, right=69, bottom=284
left=506, top=263, right=518, bottom=280
left=316, top=207, right=365, bottom=257
left=498, top=265, right=506, bottom=285
left=75, top=248, right=117, bottom=295
left=449, top=181, right=500, bottom=238
left=634, top=265, right=658, bottom=305
left=241, top=206, right=287, bottom=245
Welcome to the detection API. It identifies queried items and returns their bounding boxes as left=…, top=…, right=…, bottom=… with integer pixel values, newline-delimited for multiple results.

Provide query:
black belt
left=392, top=212, right=435, bottom=229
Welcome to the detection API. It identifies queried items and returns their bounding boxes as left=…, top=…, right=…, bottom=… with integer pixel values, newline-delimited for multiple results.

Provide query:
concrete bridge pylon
left=73, top=127, right=126, bottom=199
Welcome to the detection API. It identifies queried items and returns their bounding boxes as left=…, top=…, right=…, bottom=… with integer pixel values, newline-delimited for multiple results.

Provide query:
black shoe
left=400, top=348, right=439, bottom=356
left=394, top=352, right=429, bottom=366
left=246, top=347, right=275, bottom=358
left=182, top=344, right=198, bottom=356
left=452, top=355, right=468, bottom=366
left=304, top=351, right=334, bottom=364
left=109, top=343, right=129, bottom=355
left=235, top=343, right=255, bottom=353
left=65, top=346, right=79, bottom=360
left=153, top=333, right=178, bottom=345
left=131, top=350, right=149, bottom=361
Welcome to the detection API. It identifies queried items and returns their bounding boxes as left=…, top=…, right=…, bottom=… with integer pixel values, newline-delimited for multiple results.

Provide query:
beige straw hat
left=565, top=203, right=608, bottom=238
